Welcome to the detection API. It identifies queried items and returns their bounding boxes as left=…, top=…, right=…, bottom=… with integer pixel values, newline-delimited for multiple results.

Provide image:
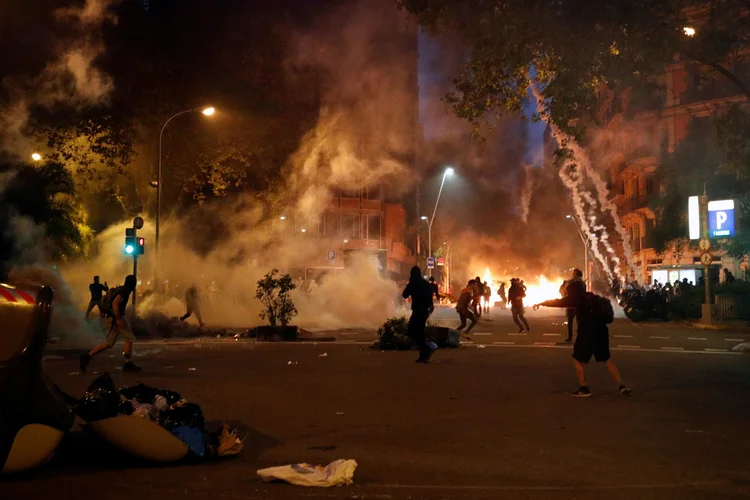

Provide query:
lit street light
left=566, top=214, right=589, bottom=282
left=155, top=106, right=215, bottom=280
left=425, top=166, right=454, bottom=276
left=31, top=153, right=42, bottom=162
left=683, top=26, right=696, bottom=37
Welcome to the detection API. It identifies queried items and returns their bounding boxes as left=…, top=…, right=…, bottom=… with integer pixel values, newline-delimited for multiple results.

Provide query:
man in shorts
left=534, top=269, right=630, bottom=398
left=80, top=275, right=141, bottom=373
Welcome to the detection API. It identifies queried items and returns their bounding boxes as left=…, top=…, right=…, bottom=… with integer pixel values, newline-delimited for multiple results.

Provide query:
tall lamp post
left=566, top=214, right=589, bottom=283
left=422, top=167, right=454, bottom=276
left=154, top=106, right=215, bottom=279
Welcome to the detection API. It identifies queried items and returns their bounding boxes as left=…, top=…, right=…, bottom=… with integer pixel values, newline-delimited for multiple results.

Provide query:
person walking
left=80, top=275, right=141, bottom=373
left=456, top=280, right=478, bottom=335
left=428, top=276, right=440, bottom=304
left=534, top=277, right=631, bottom=398
left=402, top=266, right=436, bottom=363
left=508, top=278, right=530, bottom=332
left=180, top=284, right=205, bottom=327
left=497, top=282, right=507, bottom=309
left=482, top=281, right=492, bottom=316
left=471, top=276, right=483, bottom=319
left=85, top=276, right=108, bottom=320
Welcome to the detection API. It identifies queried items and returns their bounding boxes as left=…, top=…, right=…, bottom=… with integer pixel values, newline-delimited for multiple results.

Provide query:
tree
left=399, top=1, right=750, bottom=137
left=255, top=269, right=298, bottom=327
left=0, top=161, right=93, bottom=275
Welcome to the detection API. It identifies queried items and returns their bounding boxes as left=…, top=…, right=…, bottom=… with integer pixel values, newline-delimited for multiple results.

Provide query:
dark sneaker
left=79, top=354, right=90, bottom=373
left=572, top=386, right=591, bottom=398
left=122, top=361, right=142, bottom=372
left=619, top=385, right=632, bottom=395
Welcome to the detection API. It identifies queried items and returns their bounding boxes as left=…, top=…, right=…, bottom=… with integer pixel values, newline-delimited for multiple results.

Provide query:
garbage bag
left=171, top=426, right=206, bottom=457
left=257, top=459, right=358, bottom=487
left=87, top=373, right=116, bottom=393
left=73, top=388, right=123, bottom=422
left=119, top=383, right=182, bottom=406
left=131, top=403, right=157, bottom=420
left=158, top=403, right=205, bottom=432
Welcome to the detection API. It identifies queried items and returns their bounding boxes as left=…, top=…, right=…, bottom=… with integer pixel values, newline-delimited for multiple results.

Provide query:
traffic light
left=137, top=237, right=145, bottom=255
left=125, top=228, right=135, bottom=255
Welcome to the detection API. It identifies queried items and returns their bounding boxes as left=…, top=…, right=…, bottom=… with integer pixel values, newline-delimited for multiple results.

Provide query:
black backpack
left=588, top=293, right=614, bottom=324
left=98, top=286, right=123, bottom=316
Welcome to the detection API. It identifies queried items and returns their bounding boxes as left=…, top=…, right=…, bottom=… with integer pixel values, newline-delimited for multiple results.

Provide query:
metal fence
left=715, top=295, right=750, bottom=320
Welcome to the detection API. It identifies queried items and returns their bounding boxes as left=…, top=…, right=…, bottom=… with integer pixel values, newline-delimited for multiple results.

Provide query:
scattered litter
left=234, top=333, right=241, bottom=339
left=319, top=353, right=328, bottom=357
left=216, top=334, right=221, bottom=339
left=287, top=361, right=298, bottom=365
left=477, top=345, right=486, bottom=349
left=257, top=459, right=358, bottom=487
left=427, top=341, right=439, bottom=350
left=335, top=412, right=345, bottom=416
left=68, top=372, right=80, bottom=376
left=188, top=367, right=197, bottom=371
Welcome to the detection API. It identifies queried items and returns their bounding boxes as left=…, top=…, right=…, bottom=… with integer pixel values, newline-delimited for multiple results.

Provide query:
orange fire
left=479, top=267, right=564, bottom=309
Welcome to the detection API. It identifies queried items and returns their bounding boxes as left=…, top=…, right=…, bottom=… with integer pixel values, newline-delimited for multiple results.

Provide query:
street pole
left=700, top=191, right=712, bottom=323
left=568, top=215, right=589, bottom=283
left=427, top=169, right=451, bottom=277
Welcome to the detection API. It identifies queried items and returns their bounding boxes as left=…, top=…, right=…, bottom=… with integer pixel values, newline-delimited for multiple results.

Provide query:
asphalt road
left=3, top=334, right=750, bottom=500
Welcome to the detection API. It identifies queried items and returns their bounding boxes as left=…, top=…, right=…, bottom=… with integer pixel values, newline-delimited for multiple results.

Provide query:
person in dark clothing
left=402, top=266, right=436, bottom=363
left=85, top=276, right=108, bottom=320
left=428, top=276, right=440, bottom=303
left=80, top=275, right=141, bottom=373
left=180, top=284, right=205, bottom=327
left=471, top=276, right=483, bottom=318
left=456, top=280, right=478, bottom=334
left=508, top=278, right=530, bottom=332
left=482, top=281, right=492, bottom=316
left=534, top=270, right=630, bottom=398
left=497, top=282, right=507, bottom=309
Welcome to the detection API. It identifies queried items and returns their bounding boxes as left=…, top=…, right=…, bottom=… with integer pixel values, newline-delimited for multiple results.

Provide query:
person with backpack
left=84, top=275, right=108, bottom=320
left=79, top=275, right=141, bottom=373
left=508, top=278, right=530, bottom=332
left=402, top=266, right=436, bottom=363
left=534, top=269, right=631, bottom=398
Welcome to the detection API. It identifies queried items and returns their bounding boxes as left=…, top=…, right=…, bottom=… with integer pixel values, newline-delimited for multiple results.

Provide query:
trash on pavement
left=188, top=367, right=197, bottom=371
left=319, top=353, right=328, bottom=357
left=732, top=341, right=750, bottom=352
left=477, top=345, right=486, bottom=348
left=257, top=459, right=358, bottom=487
left=335, top=412, right=345, bottom=416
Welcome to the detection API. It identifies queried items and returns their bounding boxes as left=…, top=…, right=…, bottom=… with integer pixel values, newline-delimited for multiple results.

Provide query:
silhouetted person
left=181, top=284, right=205, bottom=327
left=508, top=278, right=530, bottom=332
left=724, top=268, right=736, bottom=284
left=535, top=284, right=631, bottom=398
left=497, top=282, right=507, bottom=308
left=80, top=275, right=141, bottom=373
left=561, top=269, right=586, bottom=342
left=456, top=280, right=478, bottom=334
left=482, top=281, right=492, bottom=315
left=402, top=266, right=436, bottom=363
left=471, top=276, right=483, bottom=318
left=85, top=275, right=108, bottom=320
left=428, top=276, right=440, bottom=303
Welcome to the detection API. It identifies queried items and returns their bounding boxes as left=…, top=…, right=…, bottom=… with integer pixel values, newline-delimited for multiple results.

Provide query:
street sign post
left=707, top=199, right=736, bottom=238
left=328, top=250, right=335, bottom=262
left=427, top=257, right=435, bottom=269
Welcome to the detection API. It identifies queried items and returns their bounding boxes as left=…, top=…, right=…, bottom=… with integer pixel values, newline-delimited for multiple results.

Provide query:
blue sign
left=708, top=199, right=736, bottom=238
left=427, top=257, right=435, bottom=269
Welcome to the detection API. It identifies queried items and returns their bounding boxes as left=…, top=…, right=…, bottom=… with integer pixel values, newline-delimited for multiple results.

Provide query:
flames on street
left=479, top=267, right=564, bottom=309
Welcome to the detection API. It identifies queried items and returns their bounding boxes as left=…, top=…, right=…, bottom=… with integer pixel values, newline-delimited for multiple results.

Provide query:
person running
left=497, top=282, right=507, bottom=309
left=80, top=275, right=141, bottom=373
left=561, top=269, right=586, bottom=342
left=508, top=278, right=530, bottom=332
left=482, top=281, right=492, bottom=316
left=471, top=276, right=483, bottom=318
left=402, top=266, right=436, bottom=363
left=180, top=284, right=205, bottom=327
left=428, top=276, right=440, bottom=304
left=85, top=276, right=108, bottom=320
left=456, top=280, right=478, bottom=335
left=534, top=280, right=631, bottom=398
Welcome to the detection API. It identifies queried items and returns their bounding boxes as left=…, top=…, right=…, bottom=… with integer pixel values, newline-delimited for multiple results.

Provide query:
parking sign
left=708, top=199, right=735, bottom=238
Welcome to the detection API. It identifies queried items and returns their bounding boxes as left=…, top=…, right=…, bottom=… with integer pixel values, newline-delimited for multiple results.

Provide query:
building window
left=366, top=215, right=382, bottom=241
left=341, top=214, right=361, bottom=239
left=341, top=186, right=360, bottom=199
left=325, top=212, right=340, bottom=237
left=364, top=185, right=381, bottom=201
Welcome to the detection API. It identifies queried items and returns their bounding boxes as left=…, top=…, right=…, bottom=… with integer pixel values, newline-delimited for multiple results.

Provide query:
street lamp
left=566, top=214, right=589, bottom=282
left=425, top=167, right=454, bottom=276
left=155, top=106, right=215, bottom=278
left=683, top=26, right=696, bottom=37
left=31, top=153, right=42, bottom=162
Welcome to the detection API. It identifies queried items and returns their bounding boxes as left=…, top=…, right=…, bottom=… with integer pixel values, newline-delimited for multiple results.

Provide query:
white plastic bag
left=257, top=459, right=358, bottom=487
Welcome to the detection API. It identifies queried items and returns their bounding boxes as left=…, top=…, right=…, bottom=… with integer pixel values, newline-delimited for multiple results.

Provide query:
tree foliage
left=255, top=269, right=298, bottom=327
left=399, top=0, right=750, bottom=136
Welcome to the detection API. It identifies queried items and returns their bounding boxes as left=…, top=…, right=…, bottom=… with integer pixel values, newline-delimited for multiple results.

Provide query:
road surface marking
left=650, top=336, right=670, bottom=339
left=543, top=333, right=560, bottom=336
left=614, top=335, right=633, bottom=338
left=661, top=346, right=684, bottom=351
left=725, top=338, right=745, bottom=342
left=687, top=337, right=707, bottom=341
left=492, top=341, right=515, bottom=345
left=705, top=348, right=729, bottom=352
left=508, top=332, right=527, bottom=336
left=472, top=332, right=492, bottom=336
left=534, top=342, right=556, bottom=346
left=617, top=345, right=641, bottom=349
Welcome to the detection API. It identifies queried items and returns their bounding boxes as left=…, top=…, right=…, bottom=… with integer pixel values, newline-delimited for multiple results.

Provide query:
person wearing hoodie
left=402, top=266, right=436, bottom=363
left=508, top=278, right=530, bottom=332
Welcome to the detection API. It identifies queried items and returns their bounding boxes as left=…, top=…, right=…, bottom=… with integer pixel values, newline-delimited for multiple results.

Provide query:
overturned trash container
left=0, top=283, right=74, bottom=474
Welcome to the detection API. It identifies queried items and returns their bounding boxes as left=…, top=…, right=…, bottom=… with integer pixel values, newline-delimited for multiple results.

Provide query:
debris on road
left=287, top=361, right=298, bottom=365
left=477, top=345, right=486, bottom=348
left=188, top=367, right=197, bottom=371
left=335, top=412, right=345, bottom=416
left=257, top=459, right=358, bottom=487
left=68, top=372, right=80, bottom=376
left=319, top=353, right=328, bottom=357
